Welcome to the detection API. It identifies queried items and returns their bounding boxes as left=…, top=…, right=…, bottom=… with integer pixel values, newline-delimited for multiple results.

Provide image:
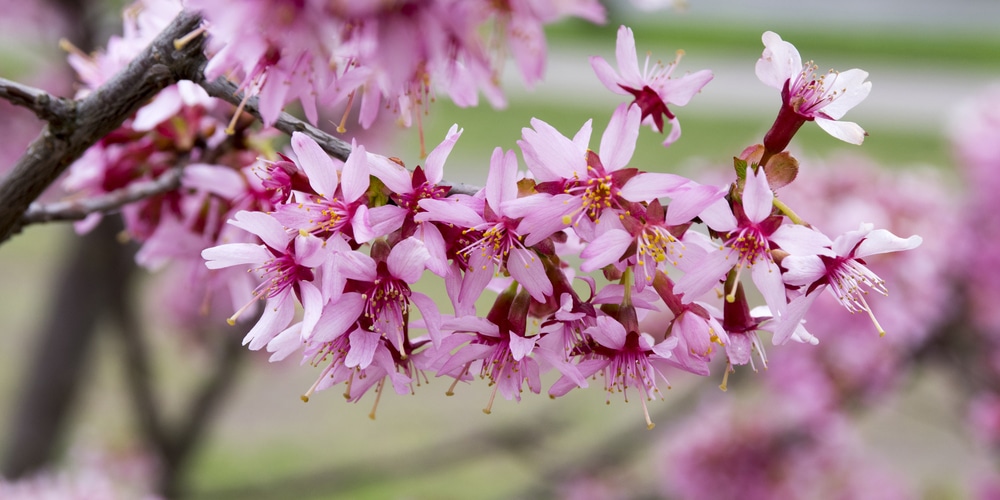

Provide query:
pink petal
left=312, top=293, right=364, bottom=343
left=388, top=237, right=430, bottom=283
left=614, top=25, right=641, bottom=84
left=345, top=329, right=380, bottom=368
left=771, top=225, right=834, bottom=256
left=590, top=56, right=630, bottom=96
left=770, top=291, right=820, bottom=345
left=619, top=172, right=691, bottom=202
left=674, top=249, right=735, bottom=300
left=424, top=124, right=462, bottom=184
left=416, top=198, right=483, bottom=227
left=244, top=292, right=295, bottom=350
left=415, top=222, right=451, bottom=277
left=292, top=132, right=339, bottom=197
left=599, top=103, right=640, bottom=172
left=819, top=69, right=871, bottom=119
left=781, top=255, right=827, bottom=286
left=519, top=118, right=586, bottom=181
left=336, top=251, right=377, bottom=282
left=295, top=233, right=328, bottom=268
left=366, top=152, right=412, bottom=194
left=341, top=141, right=370, bottom=203
left=507, top=248, right=553, bottom=302
left=663, top=183, right=727, bottom=226
left=229, top=211, right=290, bottom=251
left=580, top=228, right=632, bottom=272
left=486, top=147, right=519, bottom=211
left=855, top=229, right=922, bottom=258
left=508, top=334, right=536, bottom=362
left=661, top=70, right=714, bottom=106
left=698, top=198, right=738, bottom=233
left=589, top=315, right=626, bottom=350
left=411, top=292, right=443, bottom=346
left=549, top=359, right=608, bottom=397
left=351, top=204, right=376, bottom=244
left=298, top=281, right=324, bottom=340
left=751, top=259, right=787, bottom=316
left=742, top=166, right=774, bottom=223
left=266, top=323, right=303, bottom=362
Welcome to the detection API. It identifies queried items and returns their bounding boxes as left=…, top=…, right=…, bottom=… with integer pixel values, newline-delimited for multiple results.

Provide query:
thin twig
left=22, top=167, right=184, bottom=224
left=0, top=77, right=75, bottom=123
left=198, top=77, right=352, bottom=161
left=197, top=77, right=481, bottom=196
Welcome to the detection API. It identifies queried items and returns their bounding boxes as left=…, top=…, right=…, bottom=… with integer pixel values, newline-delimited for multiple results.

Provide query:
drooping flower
left=309, top=237, right=442, bottom=353
left=756, top=31, right=872, bottom=154
left=591, top=25, right=712, bottom=146
left=201, top=211, right=331, bottom=349
left=550, top=312, right=679, bottom=429
left=771, top=223, right=922, bottom=344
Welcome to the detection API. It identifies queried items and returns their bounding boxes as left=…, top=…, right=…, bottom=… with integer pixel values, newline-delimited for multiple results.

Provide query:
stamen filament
left=173, top=26, right=207, bottom=50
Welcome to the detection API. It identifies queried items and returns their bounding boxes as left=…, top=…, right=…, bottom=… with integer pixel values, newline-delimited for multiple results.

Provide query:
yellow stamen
left=368, top=378, right=386, bottom=420
left=483, top=382, right=499, bottom=415
left=337, top=90, right=356, bottom=133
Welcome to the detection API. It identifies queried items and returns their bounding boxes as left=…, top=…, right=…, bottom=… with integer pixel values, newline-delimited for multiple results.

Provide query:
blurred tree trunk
left=1, top=0, right=105, bottom=478
left=1, top=219, right=134, bottom=478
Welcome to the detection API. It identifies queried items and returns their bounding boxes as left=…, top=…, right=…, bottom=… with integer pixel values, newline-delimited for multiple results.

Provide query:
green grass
left=413, top=99, right=951, bottom=186
left=549, top=16, right=1000, bottom=69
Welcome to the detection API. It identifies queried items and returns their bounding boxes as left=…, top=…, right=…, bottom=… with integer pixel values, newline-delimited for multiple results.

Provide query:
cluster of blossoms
left=189, top=0, right=610, bottom=141
left=45, top=0, right=922, bottom=428
left=190, top=27, right=920, bottom=426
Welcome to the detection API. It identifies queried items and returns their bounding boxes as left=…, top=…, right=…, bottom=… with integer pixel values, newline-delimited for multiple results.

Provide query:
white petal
left=815, top=118, right=867, bottom=145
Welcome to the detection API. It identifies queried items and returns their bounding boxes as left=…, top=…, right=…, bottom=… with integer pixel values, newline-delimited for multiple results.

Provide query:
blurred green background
left=2, top=1, right=1000, bottom=498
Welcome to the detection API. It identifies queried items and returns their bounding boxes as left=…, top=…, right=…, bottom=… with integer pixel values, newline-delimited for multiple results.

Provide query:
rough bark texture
left=0, top=10, right=206, bottom=243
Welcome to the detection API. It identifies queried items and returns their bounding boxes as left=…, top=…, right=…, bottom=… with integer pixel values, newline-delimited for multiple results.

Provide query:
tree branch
left=198, top=77, right=352, bottom=161
left=21, top=167, right=184, bottom=225
left=0, top=10, right=207, bottom=244
left=0, top=77, right=75, bottom=123
left=197, top=78, right=481, bottom=196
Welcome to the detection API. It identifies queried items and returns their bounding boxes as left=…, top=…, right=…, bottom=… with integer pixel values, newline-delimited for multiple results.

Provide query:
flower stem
left=773, top=197, right=807, bottom=226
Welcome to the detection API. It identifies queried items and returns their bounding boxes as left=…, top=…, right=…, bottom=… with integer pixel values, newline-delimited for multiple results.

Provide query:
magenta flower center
left=254, top=253, right=313, bottom=299
left=789, top=62, right=841, bottom=118
left=622, top=84, right=673, bottom=132
left=361, top=274, right=411, bottom=334
left=729, top=226, right=770, bottom=266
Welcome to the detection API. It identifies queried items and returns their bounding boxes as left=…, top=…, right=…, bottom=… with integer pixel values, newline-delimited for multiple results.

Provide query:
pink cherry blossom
left=417, top=147, right=552, bottom=303
left=201, top=211, right=330, bottom=350
left=591, top=25, right=712, bottom=146
left=506, top=103, right=696, bottom=245
left=756, top=31, right=872, bottom=153
left=674, top=166, right=790, bottom=315
left=772, top=223, right=922, bottom=344
left=550, top=313, right=678, bottom=429
left=310, top=238, right=442, bottom=354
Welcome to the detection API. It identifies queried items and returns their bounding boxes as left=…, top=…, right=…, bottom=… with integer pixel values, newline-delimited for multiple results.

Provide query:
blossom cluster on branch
left=4, top=0, right=922, bottom=429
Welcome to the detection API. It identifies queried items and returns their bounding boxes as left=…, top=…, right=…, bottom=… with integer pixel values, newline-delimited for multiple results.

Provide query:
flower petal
left=815, top=117, right=867, bottom=145
left=388, top=237, right=430, bottom=283
left=292, top=132, right=339, bottom=197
